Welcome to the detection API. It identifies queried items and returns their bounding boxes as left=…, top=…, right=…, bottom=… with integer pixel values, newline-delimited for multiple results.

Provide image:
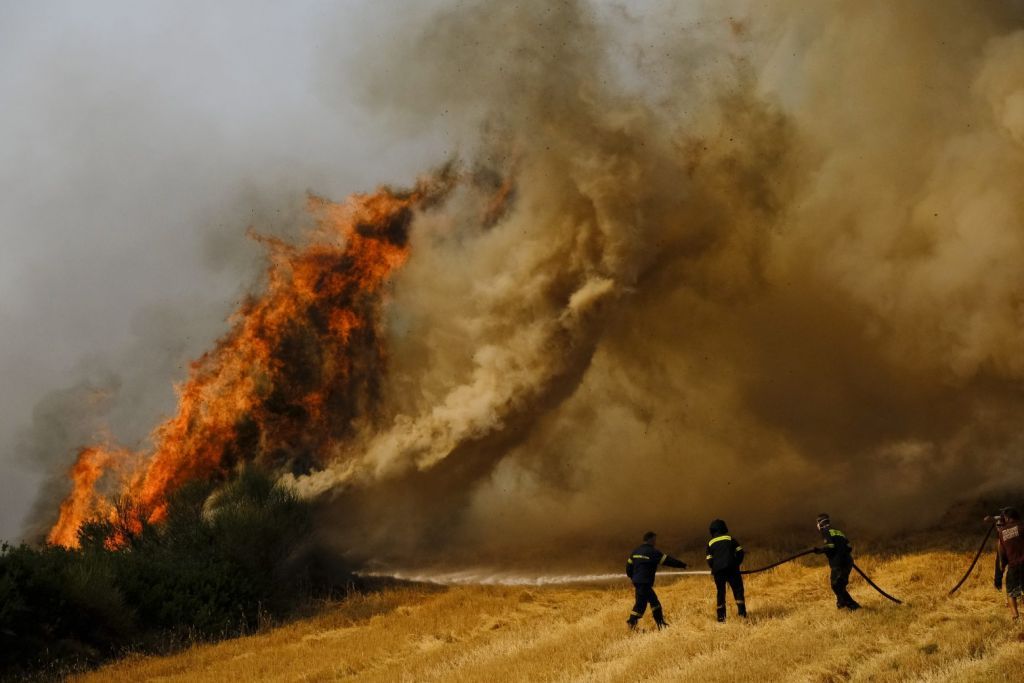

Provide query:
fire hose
left=851, top=562, right=902, bottom=604
left=739, top=548, right=816, bottom=574
left=740, top=548, right=903, bottom=604
left=947, top=522, right=995, bottom=596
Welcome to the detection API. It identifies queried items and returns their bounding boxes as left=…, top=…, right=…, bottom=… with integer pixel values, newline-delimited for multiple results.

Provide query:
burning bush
left=45, top=169, right=457, bottom=551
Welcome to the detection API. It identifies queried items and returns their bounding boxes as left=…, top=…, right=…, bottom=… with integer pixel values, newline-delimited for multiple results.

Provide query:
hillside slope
left=79, top=549, right=1024, bottom=682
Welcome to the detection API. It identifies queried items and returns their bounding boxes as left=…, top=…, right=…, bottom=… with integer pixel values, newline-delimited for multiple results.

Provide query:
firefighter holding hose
left=625, top=531, right=688, bottom=630
left=813, top=513, right=861, bottom=610
left=994, top=507, right=1024, bottom=621
left=706, top=519, right=746, bottom=622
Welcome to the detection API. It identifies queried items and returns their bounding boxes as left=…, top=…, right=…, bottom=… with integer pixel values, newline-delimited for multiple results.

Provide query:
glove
left=812, top=547, right=825, bottom=554
left=680, top=562, right=688, bottom=569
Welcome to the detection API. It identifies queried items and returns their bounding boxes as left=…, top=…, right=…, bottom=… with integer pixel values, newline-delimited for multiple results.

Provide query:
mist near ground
left=7, top=0, right=1024, bottom=561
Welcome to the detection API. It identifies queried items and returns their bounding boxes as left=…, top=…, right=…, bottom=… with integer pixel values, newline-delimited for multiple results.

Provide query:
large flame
left=47, top=171, right=455, bottom=548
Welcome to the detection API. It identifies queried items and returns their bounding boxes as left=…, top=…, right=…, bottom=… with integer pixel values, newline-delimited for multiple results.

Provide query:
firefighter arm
left=663, top=555, right=687, bottom=569
left=735, top=540, right=745, bottom=566
left=626, top=557, right=634, bottom=579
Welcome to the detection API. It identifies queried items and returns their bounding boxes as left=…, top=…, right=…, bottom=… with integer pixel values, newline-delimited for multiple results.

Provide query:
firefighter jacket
left=820, top=528, right=853, bottom=567
left=625, top=543, right=687, bottom=585
left=706, top=534, right=745, bottom=573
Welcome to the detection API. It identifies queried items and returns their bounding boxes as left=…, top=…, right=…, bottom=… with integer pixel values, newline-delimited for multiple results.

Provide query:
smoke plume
left=35, top=0, right=1024, bottom=564
left=304, top=0, right=1024, bottom=560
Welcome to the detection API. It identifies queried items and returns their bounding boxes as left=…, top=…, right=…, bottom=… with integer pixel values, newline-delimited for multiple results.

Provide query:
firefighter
left=706, top=519, right=746, bottom=622
left=994, top=507, right=1024, bottom=621
left=812, top=513, right=860, bottom=610
left=625, top=531, right=688, bottom=630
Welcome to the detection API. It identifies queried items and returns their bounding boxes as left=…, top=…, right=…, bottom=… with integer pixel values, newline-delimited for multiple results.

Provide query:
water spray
left=356, top=569, right=710, bottom=586
left=360, top=549, right=903, bottom=605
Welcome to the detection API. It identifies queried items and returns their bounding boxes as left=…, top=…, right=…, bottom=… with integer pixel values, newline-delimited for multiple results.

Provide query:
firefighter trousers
left=629, top=583, right=664, bottom=622
left=830, top=563, right=860, bottom=609
left=713, top=569, right=746, bottom=620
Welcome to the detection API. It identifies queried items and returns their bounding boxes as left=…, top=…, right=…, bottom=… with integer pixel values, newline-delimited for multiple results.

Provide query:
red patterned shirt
left=998, top=522, right=1024, bottom=567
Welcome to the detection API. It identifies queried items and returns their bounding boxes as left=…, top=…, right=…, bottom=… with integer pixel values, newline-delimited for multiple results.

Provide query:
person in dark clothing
left=706, top=519, right=746, bottom=622
left=812, top=513, right=860, bottom=610
left=994, top=507, right=1024, bottom=621
left=625, top=531, right=688, bottom=630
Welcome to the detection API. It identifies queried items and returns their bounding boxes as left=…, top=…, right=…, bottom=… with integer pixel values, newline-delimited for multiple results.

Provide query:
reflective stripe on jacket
left=626, top=543, right=686, bottom=584
left=821, top=528, right=853, bottom=567
left=705, top=534, right=745, bottom=573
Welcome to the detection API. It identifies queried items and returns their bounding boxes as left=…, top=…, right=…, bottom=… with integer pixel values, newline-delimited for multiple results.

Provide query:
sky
left=0, top=0, right=452, bottom=540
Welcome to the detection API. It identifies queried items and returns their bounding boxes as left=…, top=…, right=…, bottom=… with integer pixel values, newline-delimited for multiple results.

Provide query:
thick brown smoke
left=285, top=0, right=1024, bottom=563
left=33, top=0, right=1024, bottom=565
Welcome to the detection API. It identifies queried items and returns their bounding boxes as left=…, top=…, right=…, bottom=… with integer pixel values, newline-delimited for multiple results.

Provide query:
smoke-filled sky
left=0, top=0, right=452, bottom=540
left=5, top=1, right=1024, bottom=558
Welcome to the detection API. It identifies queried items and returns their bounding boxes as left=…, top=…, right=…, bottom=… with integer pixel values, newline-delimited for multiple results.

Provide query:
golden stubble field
left=78, top=549, right=1024, bottom=683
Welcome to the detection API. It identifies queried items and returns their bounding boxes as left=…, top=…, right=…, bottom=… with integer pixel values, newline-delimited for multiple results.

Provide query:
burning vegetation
left=47, top=169, right=457, bottom=549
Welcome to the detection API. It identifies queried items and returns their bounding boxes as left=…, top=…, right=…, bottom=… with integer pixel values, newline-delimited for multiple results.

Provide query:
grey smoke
left=0, top=1, right=448, bottom=541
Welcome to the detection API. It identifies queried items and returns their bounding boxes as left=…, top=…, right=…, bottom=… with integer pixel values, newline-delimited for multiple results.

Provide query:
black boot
left=737, top=601, right=747, bottom=618
left=627, top=615, right=639, bottom=630
left=839, top=591, right=860, bottom=610
left=716, top=604, right=726, bottom=623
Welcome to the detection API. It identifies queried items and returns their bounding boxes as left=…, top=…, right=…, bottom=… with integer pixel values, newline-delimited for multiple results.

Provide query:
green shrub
left=0, top=467, right=348, bottom=678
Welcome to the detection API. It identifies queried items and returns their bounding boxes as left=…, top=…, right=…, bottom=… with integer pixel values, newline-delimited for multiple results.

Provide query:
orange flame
left=48, top=170, right=455, bottom=548
left=47, top=447, right=117, bottom=547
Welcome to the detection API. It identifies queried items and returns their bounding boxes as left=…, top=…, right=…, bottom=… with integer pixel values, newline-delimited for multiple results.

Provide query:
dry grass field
left=77, top=548, right=1024, bottom=682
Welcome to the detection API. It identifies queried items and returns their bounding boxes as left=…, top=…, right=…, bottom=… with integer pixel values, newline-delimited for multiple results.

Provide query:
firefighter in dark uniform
left=625, top=531, right=687, bottom=630
left=812, top=513, right=860, bottom=610
left=994, top=507, right=1024, bottom=621
left=706, top=519, right=746, bottom=622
